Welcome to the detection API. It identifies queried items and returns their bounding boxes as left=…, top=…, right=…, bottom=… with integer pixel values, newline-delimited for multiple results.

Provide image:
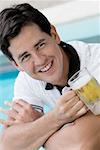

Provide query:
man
left=0, top=3, right=100, bottom=150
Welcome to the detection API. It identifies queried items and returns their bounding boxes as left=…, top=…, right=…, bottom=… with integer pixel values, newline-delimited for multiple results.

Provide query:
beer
left=76, top=77, right=100, bottom=104
left=68, top=68, right=100, bottom=115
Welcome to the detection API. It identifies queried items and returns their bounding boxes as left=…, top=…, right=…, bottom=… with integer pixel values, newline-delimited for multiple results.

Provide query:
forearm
left=45, top=112, right=100, bottom=150
left=0, top=91, right=88, bottom=150
left=0, top=111, right=60, bottom=150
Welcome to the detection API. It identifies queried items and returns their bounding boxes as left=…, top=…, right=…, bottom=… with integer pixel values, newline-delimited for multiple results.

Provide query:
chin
left=48, top=78, right=60, bottom=85
left=41, top=72, right=61, bottom=84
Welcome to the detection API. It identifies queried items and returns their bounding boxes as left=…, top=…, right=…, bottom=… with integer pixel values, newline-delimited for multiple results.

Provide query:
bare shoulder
left=45, top=112, right=100, bottom=150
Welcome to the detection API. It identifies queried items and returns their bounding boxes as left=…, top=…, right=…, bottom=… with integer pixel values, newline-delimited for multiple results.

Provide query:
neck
left=54, top=49, right=70, bottom=87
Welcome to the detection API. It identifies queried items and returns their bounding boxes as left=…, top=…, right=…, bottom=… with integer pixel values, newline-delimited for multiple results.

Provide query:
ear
left=11, top=61, right=24, bottom=71
left=50, top=25, right=61, bottom=44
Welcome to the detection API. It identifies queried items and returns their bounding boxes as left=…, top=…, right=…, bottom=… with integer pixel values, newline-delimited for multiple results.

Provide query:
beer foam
left=69, top=76, right=91, bottom=90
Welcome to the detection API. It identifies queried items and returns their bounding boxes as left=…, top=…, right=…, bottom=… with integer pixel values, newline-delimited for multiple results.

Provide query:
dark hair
left=0, top=3, right=51, bottom=61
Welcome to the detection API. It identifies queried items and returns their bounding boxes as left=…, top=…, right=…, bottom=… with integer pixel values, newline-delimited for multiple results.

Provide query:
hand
left=54, top=90, right=88, bottom=126
left=0, top=99, right=43, bottom=127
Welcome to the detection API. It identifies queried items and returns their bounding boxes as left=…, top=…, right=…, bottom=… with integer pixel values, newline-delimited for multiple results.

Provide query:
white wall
left=42, top=0, right=100, bottom=25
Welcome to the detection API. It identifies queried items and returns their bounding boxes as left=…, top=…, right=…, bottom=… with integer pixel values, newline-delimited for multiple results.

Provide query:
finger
left=76, top=106, right=88, bottom=118
left=0, top=119, right=6, bottom=125
left=0, top=107, right=18, bottom=119
left=59, top=96, right=80, bottom=115
left=14, top=99, right=30, bottom=108
left=5, top=101, right=23, bottom=113
left=0, top=119, right=14, bottom=126
left=14, top=99, right=34, bottom=112
left=4, top=101, right=13, bottom=107
left=4, top=117, right=15, bottom=128
left=63, top=95, right=80, bottom=110
left=58, top=90, right=76, bottom=105
left=66, top=100, right=84, bottom=118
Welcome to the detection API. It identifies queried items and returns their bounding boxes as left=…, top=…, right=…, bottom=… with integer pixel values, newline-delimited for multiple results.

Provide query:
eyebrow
left=18, top=52, right=28, bottom=61
left=34, top=39, right=45, bottom=48
left=18, top=39, right=45, bottom=61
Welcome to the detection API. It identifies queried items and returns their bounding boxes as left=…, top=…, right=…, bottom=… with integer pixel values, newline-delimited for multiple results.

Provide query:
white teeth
left=40, top=62, right=52, bottom=72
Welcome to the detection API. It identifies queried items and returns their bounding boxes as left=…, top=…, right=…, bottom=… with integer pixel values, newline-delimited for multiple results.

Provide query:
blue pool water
left=0, top=71, right=19, bottom=128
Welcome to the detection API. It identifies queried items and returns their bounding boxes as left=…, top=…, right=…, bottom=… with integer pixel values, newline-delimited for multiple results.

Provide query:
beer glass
left=66, top=68, right=100, bottom=115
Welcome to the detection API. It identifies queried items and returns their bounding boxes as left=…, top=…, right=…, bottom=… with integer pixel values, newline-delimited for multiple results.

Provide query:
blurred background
left=0, top=0, right=100, bottom=149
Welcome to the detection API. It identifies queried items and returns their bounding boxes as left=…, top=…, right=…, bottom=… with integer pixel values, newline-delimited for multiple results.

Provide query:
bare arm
left=0, top=91, right=87, bottom=150
left=0, top=111, right=60, bottom=150
left=45, top=111, right=100, bottom=150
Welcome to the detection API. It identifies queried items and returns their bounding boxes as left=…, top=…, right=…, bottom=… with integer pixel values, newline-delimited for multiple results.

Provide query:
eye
left=37, top=42, right=45, bottom=50
left=21, top=54, right=31, bottom=63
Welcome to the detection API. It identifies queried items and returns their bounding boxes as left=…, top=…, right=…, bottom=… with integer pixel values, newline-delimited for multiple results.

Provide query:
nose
left=31, top=52, right=46, bottom=66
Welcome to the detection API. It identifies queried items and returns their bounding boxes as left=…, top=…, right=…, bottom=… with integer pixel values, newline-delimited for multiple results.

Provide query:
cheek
left=55, top=49, right=63, bottom=64
left=19, top=63, right=32, bottom=73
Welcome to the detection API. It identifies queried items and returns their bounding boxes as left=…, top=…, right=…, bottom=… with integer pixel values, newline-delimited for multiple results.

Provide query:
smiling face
left=8, top=24, right=69, bottom=86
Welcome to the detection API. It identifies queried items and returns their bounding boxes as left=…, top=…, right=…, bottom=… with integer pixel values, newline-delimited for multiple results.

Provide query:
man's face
left=8, top=24, right=69, bottom=85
